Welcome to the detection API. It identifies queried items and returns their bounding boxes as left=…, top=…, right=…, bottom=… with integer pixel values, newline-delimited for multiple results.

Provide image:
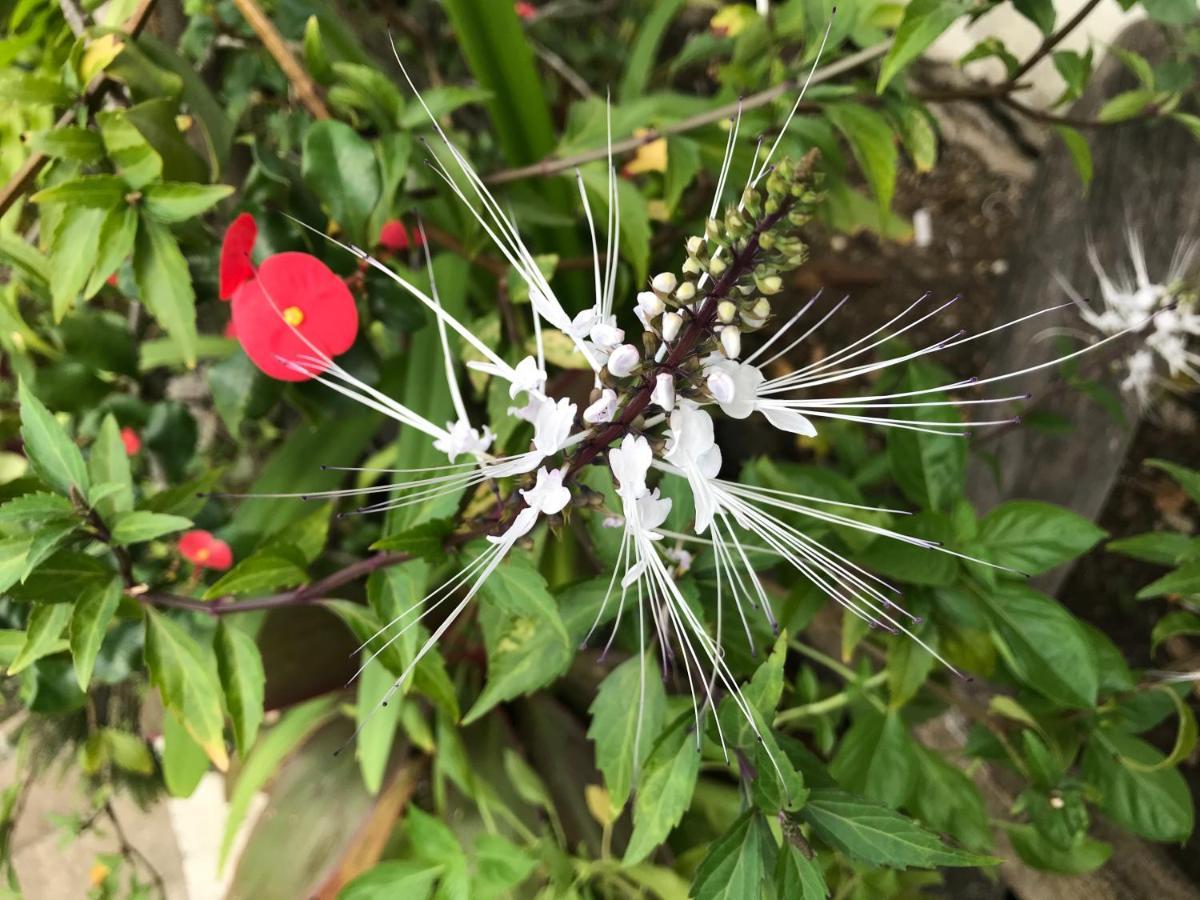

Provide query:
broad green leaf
left=29, top=126, right=105, bottom=163
left=370, top=519, right=454, bottom=559
left=474, top=833, right=537, bottom=894
left=908, top=746, right=991, bottom=851
left=49, top=204, right=106, bottom=320
left=31, top=175, right=126, bottom=208
left=397, top=85, right=491, bottom=128
left=618, top=0, right=688, bottom=101
left=886, top=363, right=964, bottom=512
left=142, top=182, right=234, bottom=223
left=1055, top=126, right=1093, bottom=189
left=7, top=603, right=72, bottom=675
left=887, top=632, right=935, bottom=708
left=69, top=577, right=122, bottom=690
left=204, top=551, right=307, bottom=599
left=8, top=549, right=114, bottom=603
left=0, top=493, right=73, bottom=527
left=215, top=621, right=265, bottom=757
left=23, top=519, right=78, bottom=578
left=144, top=610, right=229, bottom=770
left=979, top=584, right=1098, bottom=707
left=220, top=696, right=337, bottom=868
left=111, top=511, right=191, bottom=545
left=690, top=810, right=767, bottom=900
left=19, top=380, right=89, bottom=497
left=825, top=103, right=898, bottom=210
left=830, top=709, right=917, bottom=808
left=1116, top=686, right=1196, bottom=772
left=0, top=73, right=73, bottom=106
left=624, top=716, right=701, bottom=864
left=302, top=120, right=380, bottom=245
left=799, top=788, right=995, bottom=868
left=1109, top=532, right=1198, bottom=566
left=124, top=98, right=208, bottom=183
left=163, top=708, right=210, bottom=797
left=587, top=650, right=667, bottom=811
left=133, top=218, right=198, bottom=367
left=1053, top=50, right=1092, bottom=103
left=97, top=109, right=165, bottom=189
left=1008, top=825, right=1110, bottom=874
left=775, top=844, right=828, bottom=899
left=1082, top=731, right=1193, bottom=842
left=89, top=414, right=134, bottom=518
left=1147, top=458, right=1200, bottom=505
left=0, top=537, right=34, bottom=595
left=354, top=656, right=401, bottom=795
left=1151, top=610, right=1200, bottom=653
left=102, top=728, right=156, bottom=776
left=977, top=500, right=1106, bottom=574
left=888, top=100, right=938, bottom=172
left=1012, top=0, right=1055, bottom=34
left=877, top=0, right=969, bottom=92
left=1136, top=561, right=1200, bottom=600
left=338, top=861, right=442, bottom=900
left=1098, top=89, right=1156, bottom=123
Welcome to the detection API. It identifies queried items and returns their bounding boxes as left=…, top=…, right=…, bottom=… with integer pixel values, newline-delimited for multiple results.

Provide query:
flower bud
left=607, top=343, right=640, bottom=378
left=661, top=311, right=683, bottom=342
left=752, top=297, right=771, bottom=319
left=686, top=235, right=705, bottom=255
left=755, top=274, right=783, bottom=295
left=651, top=272, right=677, bottom=294
left=720, top=325, right=742, bottom=359
left=682, top=257, right=704, bottom=276
left=708, top=255, right=727, bottom=276
left=636, top=290, right=665, bottom=319
left=717, top=300, right=737, bottom=324
left=651, top=373, right=676, bottom=412
left=674, top=281, right=696, bottom=303
left=707, top=369, right=735, bottom=403
left=583, top=388, right=618, bottom=424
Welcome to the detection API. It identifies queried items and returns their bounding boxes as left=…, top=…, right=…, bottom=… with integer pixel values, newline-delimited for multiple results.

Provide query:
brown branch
left=1011, top=0, right=1105, bottom=83
left=0, top=0, right=157, bottom=218
left=229, top=0, right=330, bottom=120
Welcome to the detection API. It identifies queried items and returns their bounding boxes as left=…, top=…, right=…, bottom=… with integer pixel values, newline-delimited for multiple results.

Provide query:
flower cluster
left=1061, top=231, right=1199, bottom=402
left=239, top=51, right=1160, bottom=777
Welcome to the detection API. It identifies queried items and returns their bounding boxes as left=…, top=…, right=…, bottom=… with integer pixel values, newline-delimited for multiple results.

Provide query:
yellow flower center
left=196, top=547, right=210, bottom=562
left=283, top=306, right=305, bottom=327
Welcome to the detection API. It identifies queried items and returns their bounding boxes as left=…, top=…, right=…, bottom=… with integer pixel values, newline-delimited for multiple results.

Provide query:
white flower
left=637, top=291, right=666, bottom=319
left=590, top=316, right=625, bottom=350
left=509, top=355, right=548, bottom=399
left=610, top=433, right=654, bottom=500
left=583, top=388, right=618, bottom=424
left=661, top=312, right=683, bottom=342
left=532, top=396, right=577, bottom=457
left=664, top=401, right=722, bottom=480
left=720, top=325, right=742, bottom=359
left=433, top=419, right=495, bottom=462
left=704, top=357, right=816, bottom=436
left=521, top=466, right=571, bottom=516
left=651, top=373, right=675, bottom=411
left=706, top=368, right=736, bottom=404
left=607, top=344, right=641, bottom=378
left=637, top=488, right=671, bottom=536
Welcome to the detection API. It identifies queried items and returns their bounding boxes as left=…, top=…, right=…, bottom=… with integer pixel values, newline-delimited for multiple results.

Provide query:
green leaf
left=97, top=108, right=165, bottom=189
left=370, top=519, right=454, bottom=559
left=877, top=0, right=969, bottom=92
left=1012, top=0, right=1055, bottom=34
left=474, top=833, right=537, bottom=894
left=463, top=555, right=571, bottom=723
left=830, top=709, right=917, bottom=808
left=618, top=0, right=688, bottom=101
left=887, top=101, right=938, bottom=173
left=887, top=632, right=935, bottom=708
left=32, top=174, right=127, bottom=208
left=19, top=380, right=89, bottom=497
left=587, top=650, right=667, bottom=811
left=886, top=363, right=964, bottom=512
left=124, top=98, right=207, bottom=183
left=354, top=656, right=402, bottom=795
left=0, top=493, right=73, bottom=527
left=163, top=709, right=210, bottom=797
left=1008, top=825, right=1110, bottom=874
left=908, top=747, right=991, bottom=851
left=89, top=415, right=134, bottom=519
left=979, top=583, right=1098, bottom=707
left=1055, top=126, right=1093, bottom=189
left=1109, top=532, right=1198, bottom=566
left=8, top=549, right=114, bottom=603
left=110, top=511, right=191, bottom=545
left=28, top=126, right=104, bottom=163
left=1053, top=50, right=1092, bottom=103
left=69, top=577, right=122, bottom=690
left=825, top=103, right=898, bottom=209
left=690, top=810, right=767, bottom=900
left=799, top=788, right=996, bottom=868
left=203, top=550, right=306, bottom=600
left=1147, top=458, right=1200, bottom=505
left=144, top=610, right=229, bottom=770
left=133, top=218, right=198, bottom=367
left=977, top=500, right=1106, bottom=574
left=302, top=120, right=380, bottom=245
left=0, top=73, right=72, bottom=106
left=338, top=861, right=442, bottom=900
left=7, top=603, right=72, bottom=675
left=623, top=716, right=701, bottom=864
left=1143, top=0, right=1199, bottom=23
left=48, top=204, right=106, bottom=321
left=397, top=85, right=491, bottom=129
left=1151, top=610, right=1200, bottom=653
left=215, top=621, right=265, bottom=757
left=1082, top=731, right=1194, bottom=842
left=1098, top=89, right=1156, bottom=123
left=141, top=182, right=233, bottom=223
left=219, top=696, right=337, bottom=868
left=775, top=844, right=828, bottom=900
left=1136, top=560, right=1200, bottom=600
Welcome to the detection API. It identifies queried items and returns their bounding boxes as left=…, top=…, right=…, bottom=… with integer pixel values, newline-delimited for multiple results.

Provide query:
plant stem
left=773, top=671, right=888, bottom=725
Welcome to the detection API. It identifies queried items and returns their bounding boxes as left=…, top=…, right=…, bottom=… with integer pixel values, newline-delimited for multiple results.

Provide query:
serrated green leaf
left=203, top=551, right=306, bottom=600
left=1082, top=731, right=1193, bottom=841
left=0, top=73, right=73, bottom=106
left=0, top=493, right=74, bottom=528
left=825, top=103, right=898, bottom=210
left=19, top=380, right=89, bottom=497
left=69, top=577, right=122, bottom=690
left=32, top=175, right=127, bottom=208
left=370, top=519, right=454, bottom=559
left=133, top=218, right=198, bottom=367
left=111, top=511, right=191, bottom=545
left=691, top=810, right=768, bottom=900
left=830, top=709, right=917, bottom=808
left=624, top=716, right=701, bottom=864
left=29, top=125, right=104, bottom=163
left=7, top=603, right=72, bottom=675
left=799, top=788, right=996, bottom=868
left=141, top=182, right=234, bottom=223
left=877, top=0, right=969, bottom=92
left=144, top=609, right=229, bottom=770
left=587, top=650, right=667, bottom=811
left=49, top=204, right=106, bottom=321
left=89, top=415, right=134, bottom=518
left=215, top=621, right=265, bottom=757
left=301, top=119, right=380, bottom=245
left=97, top=108, right=163, bottom=189
left=1008, top=824, right=1110, bottom=874
left=977, top=500, right=1106, bottom=574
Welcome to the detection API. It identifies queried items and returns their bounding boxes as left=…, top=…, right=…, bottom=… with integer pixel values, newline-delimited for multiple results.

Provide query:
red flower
left=514, top=1, right=536, bottom=19
left=219, top=214, right=359, bottom=382
left=178, top=530, right=233, bottom=571
left=119, top=427, right=141, bottom=456
left=378, top=219, right=418, bottom=251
